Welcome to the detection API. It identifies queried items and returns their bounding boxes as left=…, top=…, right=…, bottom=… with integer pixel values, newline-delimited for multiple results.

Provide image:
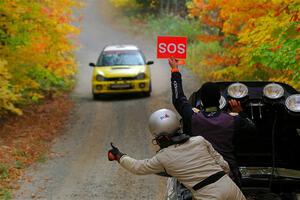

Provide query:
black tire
left=144, top=91, right=151, bottom=97
left=149, top=81, right=152, bottom=92
left=144, top=82, right=152, bottom=97
left=93, top=93, right=101, bottom=100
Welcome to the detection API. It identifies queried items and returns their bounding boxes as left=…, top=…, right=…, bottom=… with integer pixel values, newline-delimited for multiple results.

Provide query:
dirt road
left=14, top=1, right=199, bottom=199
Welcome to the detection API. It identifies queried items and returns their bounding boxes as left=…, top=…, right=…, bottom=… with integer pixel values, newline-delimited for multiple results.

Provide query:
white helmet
left=148, top=109, right=180, bottom=137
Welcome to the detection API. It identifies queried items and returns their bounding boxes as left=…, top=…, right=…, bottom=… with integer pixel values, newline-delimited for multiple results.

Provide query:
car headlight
left=285, top=94, right=300, bottom=112
left=96, top=74, right=105, bottom=81
left=227, top=83, right=248, bottom=99
left=136, top=73, right=146, bottom=80
left=219, top=96, right=226, bottom=109
left=263, top=83, right=284, bottom=99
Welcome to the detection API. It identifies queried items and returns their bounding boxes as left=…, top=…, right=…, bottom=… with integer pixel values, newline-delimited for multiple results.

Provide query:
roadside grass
left=13, top=149, right=27, bottom=158
left=0, top=188, right=12, bottom=200
left=14, top=160, right=24, bottom=170
left=37, top=153, right=47, bottom=163
left=0, top=163, right=9, bottom=180
left=0, top=163, right=11, bottom=200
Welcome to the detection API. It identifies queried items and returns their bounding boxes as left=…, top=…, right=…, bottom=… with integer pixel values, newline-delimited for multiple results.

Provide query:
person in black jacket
left=168, top=57, right=256, bottom=187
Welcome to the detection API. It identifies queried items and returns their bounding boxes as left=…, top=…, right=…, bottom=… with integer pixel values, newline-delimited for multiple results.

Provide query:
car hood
left=94, top=65, right=146, bottom=78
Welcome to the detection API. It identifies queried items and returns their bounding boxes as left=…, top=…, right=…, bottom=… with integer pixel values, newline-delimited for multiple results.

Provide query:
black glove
left=108, top=143, right=125, bottom=162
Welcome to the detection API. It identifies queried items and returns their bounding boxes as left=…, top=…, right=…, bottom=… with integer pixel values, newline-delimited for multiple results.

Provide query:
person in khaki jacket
left=108, top=109, right=246, bottom=200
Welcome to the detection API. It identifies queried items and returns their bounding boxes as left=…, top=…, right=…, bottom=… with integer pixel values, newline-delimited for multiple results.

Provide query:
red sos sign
left=157, top=36, right=187, bottom=59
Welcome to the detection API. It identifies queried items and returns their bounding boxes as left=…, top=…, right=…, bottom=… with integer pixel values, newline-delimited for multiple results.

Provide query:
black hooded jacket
left=171, top=72, right=256, bottom=168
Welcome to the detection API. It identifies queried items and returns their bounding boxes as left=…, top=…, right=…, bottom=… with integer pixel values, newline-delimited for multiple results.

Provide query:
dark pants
left=229, top=166, right=242, bottom=188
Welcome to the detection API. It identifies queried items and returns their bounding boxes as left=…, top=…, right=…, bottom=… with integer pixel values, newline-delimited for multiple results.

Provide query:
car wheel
left=93, top=93, right=101, bottom=100
left=144, top=82, right=151, bottom=97
left=144, top=91, right=151, bottom=97
left=149, top=81, right=152, bottom=92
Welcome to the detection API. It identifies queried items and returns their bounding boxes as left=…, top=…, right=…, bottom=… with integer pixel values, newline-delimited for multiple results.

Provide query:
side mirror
left=89, top=63, right=96, bottom=67
left=146, top=61, right=154, bottom=65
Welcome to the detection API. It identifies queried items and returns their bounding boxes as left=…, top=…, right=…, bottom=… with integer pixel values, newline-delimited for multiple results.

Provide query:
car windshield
left=97, top=50, right=145, bottom=66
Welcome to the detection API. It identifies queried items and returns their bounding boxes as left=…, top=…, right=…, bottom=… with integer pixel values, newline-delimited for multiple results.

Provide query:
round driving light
left=285, top=94, right=300, bottom=112
left=219, top=96, right=226, bottom=109
left=139, top=83, right=146, bottom=88
left=263, top=83, right=284, bottom=99
left=227, top=83, right=248, bottom=98
left=96, top=85, right=102, bottom=90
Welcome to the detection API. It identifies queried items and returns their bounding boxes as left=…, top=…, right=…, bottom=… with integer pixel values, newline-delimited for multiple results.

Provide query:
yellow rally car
left=89, top=45, right=153, bottom=99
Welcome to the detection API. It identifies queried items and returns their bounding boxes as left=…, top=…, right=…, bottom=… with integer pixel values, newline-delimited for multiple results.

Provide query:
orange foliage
left=0, top=0, right=81, bottom=114
left=188, top=0, right=300, bottom=87
left=202, top=16, right=223, bottom=28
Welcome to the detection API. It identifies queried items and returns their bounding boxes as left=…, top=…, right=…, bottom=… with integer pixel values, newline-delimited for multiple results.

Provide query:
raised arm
left=169, top=58, right=194, bottom=122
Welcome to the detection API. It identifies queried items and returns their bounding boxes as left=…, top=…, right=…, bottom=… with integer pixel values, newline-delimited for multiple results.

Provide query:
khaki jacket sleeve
left=204, top=139, right=230, bottom=173
left=119, top=155, right=164, bottom=175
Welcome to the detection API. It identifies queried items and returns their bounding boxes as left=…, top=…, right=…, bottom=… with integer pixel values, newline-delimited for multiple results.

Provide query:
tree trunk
left=174, top=0, right=178, bottom=14
left=160, top=0, right=164, bottom=15
left=166, top=0, right=170, bottom=14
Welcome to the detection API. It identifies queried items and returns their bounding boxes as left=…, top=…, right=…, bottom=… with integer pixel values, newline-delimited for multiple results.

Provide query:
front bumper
left=92, top=79, right=151, bottom=94
left=240, top=167, right=300, bottom=195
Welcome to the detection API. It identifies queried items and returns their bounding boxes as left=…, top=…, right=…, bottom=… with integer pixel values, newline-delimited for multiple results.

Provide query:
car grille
left=109, top=84, right=133, bottom=90
left=105, top=77, right=136, bottom=81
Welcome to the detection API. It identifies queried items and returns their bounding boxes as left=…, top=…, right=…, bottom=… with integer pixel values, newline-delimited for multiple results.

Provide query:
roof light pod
left=285, top=94, right=300, bottom=113
left=263, top=83, right=284, bottom=99
left=227, top=83, right=248, bottom=99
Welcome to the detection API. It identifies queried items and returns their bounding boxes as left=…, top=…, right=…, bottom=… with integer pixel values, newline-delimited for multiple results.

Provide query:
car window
left=97, top=50, right=145, bottom=66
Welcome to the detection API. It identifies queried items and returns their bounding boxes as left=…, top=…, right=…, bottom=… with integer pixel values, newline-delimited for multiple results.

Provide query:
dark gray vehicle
left=166, top=81, right=300, bottom=200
